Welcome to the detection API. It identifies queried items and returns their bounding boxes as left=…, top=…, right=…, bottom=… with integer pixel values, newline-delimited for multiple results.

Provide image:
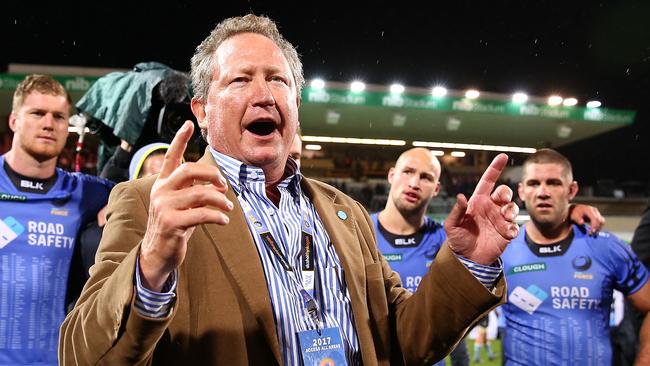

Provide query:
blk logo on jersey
left=539, top=245, right=562, bottom=254
left=20, top=180, right=44, bottom=190
left=393, top=237, right=416, bottom=246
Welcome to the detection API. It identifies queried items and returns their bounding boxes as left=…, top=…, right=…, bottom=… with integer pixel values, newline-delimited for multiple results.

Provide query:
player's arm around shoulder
left=610, top=232, right=650, bottom=366
left=60, top=177, right=172, bottom=366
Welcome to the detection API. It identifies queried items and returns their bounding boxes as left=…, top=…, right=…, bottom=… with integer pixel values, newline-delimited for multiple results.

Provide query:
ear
left=568, top=181, right=579, bottom=200
left=8, top=112, right=18, bottom=132
left=433, top=181, right=441, bottom=196
left=517, top=182, right=525, bottom=200
left=296, top=94, right=301, bottom=109
left=191, top=97, right=208, bottom=131
left=387, top=167, right=396, bottom=184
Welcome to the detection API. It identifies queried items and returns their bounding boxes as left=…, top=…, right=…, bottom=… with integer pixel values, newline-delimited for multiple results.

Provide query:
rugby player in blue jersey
left=371, top=148, right=604, bottom=366
left=501, top=148, right=650, bottom=366
left=0, top=75, right=113, bottom=365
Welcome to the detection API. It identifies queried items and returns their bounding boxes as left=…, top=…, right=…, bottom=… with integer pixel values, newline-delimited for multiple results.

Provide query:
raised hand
left=139, top=121, right=233, bottom=291
left=444, top=154, right=519, bottom=265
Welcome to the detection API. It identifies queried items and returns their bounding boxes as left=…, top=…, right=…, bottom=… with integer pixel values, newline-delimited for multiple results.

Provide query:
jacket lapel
left=197, top=150, right=282, bottom=364
left=302, top=179, right=368, bottom=330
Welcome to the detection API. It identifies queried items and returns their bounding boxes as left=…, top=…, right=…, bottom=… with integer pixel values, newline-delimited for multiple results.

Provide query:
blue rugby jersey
left=370, top=213, right=445, bottom=293
left=0, top=155, right=113, bottom=366
left=370, top=213, right=502, bottom=290
left=501, top=224, right=648, bottom=366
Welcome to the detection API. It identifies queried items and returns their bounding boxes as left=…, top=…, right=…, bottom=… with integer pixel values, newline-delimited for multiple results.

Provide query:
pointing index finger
left=159, top=121, right=194, bottom=179
left=473, top=153, right=509, bottom=196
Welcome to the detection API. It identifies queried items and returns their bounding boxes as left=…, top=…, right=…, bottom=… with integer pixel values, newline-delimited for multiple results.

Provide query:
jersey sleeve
left=607, top=235, right=649, bottom=295
left=424, top=220, right=446, bottom=259
left=79, top=174, right=115, bottom=224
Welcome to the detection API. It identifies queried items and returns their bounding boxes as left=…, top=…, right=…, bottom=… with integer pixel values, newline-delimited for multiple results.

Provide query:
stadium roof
left=0, top=70, right=635, bottom=151
left=299, top=81, right=635, bottom=150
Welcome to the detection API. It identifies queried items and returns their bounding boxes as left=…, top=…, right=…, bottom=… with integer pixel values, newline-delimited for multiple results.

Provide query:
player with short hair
left=0, top=74, right=114, bottom=365
left=501, top=148, right=650, bottom=365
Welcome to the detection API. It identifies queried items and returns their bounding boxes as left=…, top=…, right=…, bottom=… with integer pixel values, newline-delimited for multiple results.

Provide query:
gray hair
left=190, top=14, right=304, bottom=103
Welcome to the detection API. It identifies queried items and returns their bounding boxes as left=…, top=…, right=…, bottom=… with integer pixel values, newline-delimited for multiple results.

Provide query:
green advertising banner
left=0, top=73, right=99, bottom=93
left=302, top=87, right=636, bottom=125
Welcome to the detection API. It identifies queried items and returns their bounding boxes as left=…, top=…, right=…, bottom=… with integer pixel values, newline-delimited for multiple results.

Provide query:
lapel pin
left=337, top=210, right=347, bottom=220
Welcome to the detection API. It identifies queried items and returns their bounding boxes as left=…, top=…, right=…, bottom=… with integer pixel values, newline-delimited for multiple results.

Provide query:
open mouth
left=404, top=192, right=419, bottom=201
left=246, top=120, right=277, bottom=136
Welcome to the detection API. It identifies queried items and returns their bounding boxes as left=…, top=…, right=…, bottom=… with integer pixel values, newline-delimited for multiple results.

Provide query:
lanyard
left=238, top=190, right=322, bottom=332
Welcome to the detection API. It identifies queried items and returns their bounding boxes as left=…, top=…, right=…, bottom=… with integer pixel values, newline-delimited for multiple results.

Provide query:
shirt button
left=266, top=207, right=275, bottom=216
left=250, top=171, right=258, bottom=179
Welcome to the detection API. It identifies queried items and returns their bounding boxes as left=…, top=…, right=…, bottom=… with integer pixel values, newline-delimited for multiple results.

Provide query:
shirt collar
left=208, top=146, right=302, bottom=197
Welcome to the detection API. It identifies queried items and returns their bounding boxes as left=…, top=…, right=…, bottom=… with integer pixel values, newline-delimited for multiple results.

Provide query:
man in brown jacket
left=60, top=14, right=520, bottom=365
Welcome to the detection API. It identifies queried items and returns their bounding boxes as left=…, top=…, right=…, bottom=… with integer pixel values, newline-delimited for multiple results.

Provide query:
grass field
left=444, top=339, right=502, bottom=366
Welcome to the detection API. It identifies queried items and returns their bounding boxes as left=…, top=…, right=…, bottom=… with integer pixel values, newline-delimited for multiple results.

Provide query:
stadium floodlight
left=413, top=141, right=537, bottom=154
left=465, top=89, right=480, bottom=99
left=305, top=144, right=322, bottom=151
left=310, top=78, right=325, bottom=89
left=548, top=95, right=563, bottom=106
left=390, top=83, right=405, bottom=94
left=431, top=86, right=447, bottom=97
left=350, top=80, right=366, bottom=93
left=451, top=151, right=466, bottom=158
left=430, top=150, right=445, bottom=156
left=303, top=135, right=406, bottom=146
left=586, top=100, right=601, bottom=108
left=563, top=97, right=578, bottom=107
left=512, top=92, right=528, bottom=104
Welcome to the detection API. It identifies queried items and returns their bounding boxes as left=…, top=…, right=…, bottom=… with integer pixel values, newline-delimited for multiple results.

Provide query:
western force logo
left=0, top=216, right=26, bottom=249
left=509, top=284, right=548, bottom=314
left=508, top=262, right=546, bottom=275
left=572, top=256, right=592, bottom=271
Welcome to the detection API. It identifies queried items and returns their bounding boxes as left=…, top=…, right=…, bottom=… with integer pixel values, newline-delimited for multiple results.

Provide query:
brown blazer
left=60, top=150, right=506, bottom=366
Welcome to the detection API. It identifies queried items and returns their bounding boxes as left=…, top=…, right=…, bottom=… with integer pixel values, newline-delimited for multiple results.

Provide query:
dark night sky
left=4, top=0, right=650, bottom=186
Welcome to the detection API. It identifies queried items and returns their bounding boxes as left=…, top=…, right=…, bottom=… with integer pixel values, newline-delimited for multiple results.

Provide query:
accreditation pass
left=297, top=326, right=347, bottom=365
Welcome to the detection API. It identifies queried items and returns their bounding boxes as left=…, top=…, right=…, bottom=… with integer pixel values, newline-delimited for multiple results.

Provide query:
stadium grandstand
left=0, top=64, right=644, bottom=240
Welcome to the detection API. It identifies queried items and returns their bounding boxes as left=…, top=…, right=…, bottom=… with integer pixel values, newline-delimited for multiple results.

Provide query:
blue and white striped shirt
left=133, top=148, right=502, bottom=365
left=209, top=148, right=361, bottom=365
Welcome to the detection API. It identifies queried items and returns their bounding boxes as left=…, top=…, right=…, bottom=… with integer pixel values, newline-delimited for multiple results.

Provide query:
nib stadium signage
left=303, top=87, right=635, bottom=125
left=0, top=73, right=98, bottom=92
